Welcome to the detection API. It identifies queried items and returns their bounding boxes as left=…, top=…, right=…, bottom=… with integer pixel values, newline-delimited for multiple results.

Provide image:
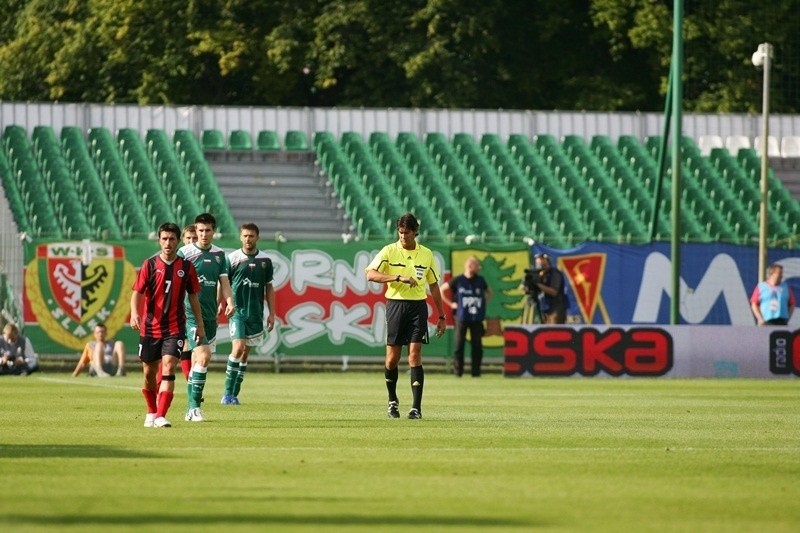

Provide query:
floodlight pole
left=756, top=43, right=772, bottom=281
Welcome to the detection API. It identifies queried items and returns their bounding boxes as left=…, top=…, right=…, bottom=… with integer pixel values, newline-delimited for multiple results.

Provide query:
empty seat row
left=201, top=129, right=310, bottom=151
left=698, top=134, right=800, bottom=158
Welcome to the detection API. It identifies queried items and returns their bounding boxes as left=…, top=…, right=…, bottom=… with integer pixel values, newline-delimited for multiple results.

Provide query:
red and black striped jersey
left=133, top=254, right=200, bottom=338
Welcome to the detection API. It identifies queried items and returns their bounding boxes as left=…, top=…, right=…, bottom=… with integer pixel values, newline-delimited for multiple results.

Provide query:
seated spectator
left=71, top=323, right=126, bottom=377
left=0, top=323, right=38, bottom=376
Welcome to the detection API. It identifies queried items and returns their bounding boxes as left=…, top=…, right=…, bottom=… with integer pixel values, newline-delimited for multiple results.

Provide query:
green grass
left=1, top=371, right=799, bottom=532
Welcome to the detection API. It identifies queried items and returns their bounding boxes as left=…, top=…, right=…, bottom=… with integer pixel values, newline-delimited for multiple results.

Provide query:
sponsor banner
left=20, top=238, right=800, bottom=360
left=23, top=239, right=530, bottom=357
left=504, top=325, right=800, bottom=378
left=534, top=241, right=800, bottom=327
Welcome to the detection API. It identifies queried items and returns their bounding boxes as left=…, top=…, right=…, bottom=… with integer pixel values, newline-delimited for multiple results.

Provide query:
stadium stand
left=2, top=125, right=800, bottom=247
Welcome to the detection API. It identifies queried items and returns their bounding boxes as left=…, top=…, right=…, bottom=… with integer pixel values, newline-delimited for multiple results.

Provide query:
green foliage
left=0, top=0, right=797, bottom=111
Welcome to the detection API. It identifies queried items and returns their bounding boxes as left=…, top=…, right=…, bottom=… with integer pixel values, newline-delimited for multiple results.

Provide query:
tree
left=590, top=0, right=800, bottom=112
left=481, top=254, right=521, bottom=336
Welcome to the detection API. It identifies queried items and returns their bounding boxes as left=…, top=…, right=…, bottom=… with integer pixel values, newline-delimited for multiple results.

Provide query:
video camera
left=522, top=268, right=542, bottom=296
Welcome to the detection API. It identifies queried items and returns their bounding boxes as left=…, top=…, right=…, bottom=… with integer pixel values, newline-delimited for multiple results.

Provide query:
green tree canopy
left=0, top=0, right=796, bottom=111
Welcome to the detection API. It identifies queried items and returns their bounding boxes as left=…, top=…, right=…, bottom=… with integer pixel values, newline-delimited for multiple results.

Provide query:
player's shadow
left=0, top=444, right=162, bottom=459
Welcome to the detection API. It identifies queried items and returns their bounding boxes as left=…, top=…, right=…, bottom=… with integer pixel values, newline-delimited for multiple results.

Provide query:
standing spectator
left=178, top=213, right=235, bottom=422
left=365, top=213, right=446, bottom=420
left=0, top=323, right=38, bottom=376
left=71, top=323, right=126, bottom=377
left=130, top=222, right=204, bottom=428
left=750, top=263, right=795, bottom=326
left=440, top=256, right=492, bottom=377
left=221, top=223, right=275, bottom=405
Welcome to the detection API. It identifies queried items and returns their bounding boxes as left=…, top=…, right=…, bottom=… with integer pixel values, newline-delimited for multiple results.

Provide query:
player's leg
left=154, top=339, right=180, bottom=427
left=384, top=300, right=405, bottom=418
left=407, top=342, right=424, bottom=418
left=232, top=345, right=252, bottom=403
left=406, top=301, right=428, bottom=419
left=179, top=338, right=192, bottom=380
left=223, top=316, right=246, bottom=404
left=231, top=320, right=264, bottom=403
left=186, top=320, right=216, bottom=421
left=139, top=337, right=159, bottom=427
left=385, top=344, right=402, bottom=418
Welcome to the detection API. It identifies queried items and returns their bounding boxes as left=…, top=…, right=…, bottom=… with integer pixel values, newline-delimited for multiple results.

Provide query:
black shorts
left=385, top=299, right=429, bottom=346
left=138, top=336, right=184, bottom=363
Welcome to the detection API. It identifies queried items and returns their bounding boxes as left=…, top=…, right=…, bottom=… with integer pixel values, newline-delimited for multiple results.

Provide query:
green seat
left=257, top=130, right=280, bottom=151
left=229, top=130, right=253, bottom=150
left=284, top=130, right=309, bottom=151
left=201, top=129, right=225, bottom=150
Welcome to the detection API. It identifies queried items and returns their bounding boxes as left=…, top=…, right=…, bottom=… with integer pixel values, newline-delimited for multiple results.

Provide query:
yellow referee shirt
left=365, top=241, right=440, bottom=300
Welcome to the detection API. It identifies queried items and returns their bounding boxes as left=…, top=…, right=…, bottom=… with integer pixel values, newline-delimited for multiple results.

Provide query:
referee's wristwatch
left=395, top=274, right=401, bottom=282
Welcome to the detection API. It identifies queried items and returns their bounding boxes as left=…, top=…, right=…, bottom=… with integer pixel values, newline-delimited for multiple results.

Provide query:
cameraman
left=519, top=253, right=567, bottom=324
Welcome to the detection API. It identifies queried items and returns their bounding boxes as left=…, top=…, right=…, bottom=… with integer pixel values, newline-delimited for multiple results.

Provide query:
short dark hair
left=241, top=222, right=260, bottom=236
left=396, top=213, right=419, bottom=232
left=194, top=212, right=217, bottom=229
left=158, top=222, right=181, bottom=239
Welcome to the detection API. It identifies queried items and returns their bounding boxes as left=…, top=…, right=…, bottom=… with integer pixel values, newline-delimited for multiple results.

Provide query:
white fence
left=2, top=101, right=799, bottom=144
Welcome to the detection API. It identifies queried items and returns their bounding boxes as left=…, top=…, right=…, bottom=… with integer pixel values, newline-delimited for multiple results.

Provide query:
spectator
left=0, top=323, right=38, bottom=376
left=750, top=263, right=795, bottom=326
left=440, top=256, right=492, bottom=377
left=71, top=323, right=126, bottom=377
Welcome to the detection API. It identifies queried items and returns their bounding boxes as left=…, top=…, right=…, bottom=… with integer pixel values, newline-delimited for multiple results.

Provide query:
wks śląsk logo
left=25, top=242, right=136, bottom=350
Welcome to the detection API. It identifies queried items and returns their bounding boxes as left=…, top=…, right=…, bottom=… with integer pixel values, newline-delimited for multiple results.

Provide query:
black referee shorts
left=385, top=299, right=429, bottom=346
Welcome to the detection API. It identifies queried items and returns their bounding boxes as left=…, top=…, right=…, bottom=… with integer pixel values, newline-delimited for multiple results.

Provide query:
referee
left=366, top=213, right=446, bottom=419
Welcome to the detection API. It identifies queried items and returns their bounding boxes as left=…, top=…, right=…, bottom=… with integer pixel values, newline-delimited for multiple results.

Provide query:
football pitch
left=1, top=371, right=798, bottom=532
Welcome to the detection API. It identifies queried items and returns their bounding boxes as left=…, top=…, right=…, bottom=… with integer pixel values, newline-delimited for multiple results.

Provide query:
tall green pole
left=670, top=0, right=683, bottom=325
left=650, top=68, right=672, bottom=241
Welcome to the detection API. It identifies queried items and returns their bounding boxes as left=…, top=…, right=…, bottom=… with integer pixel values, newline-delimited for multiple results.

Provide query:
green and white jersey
left=178, top=242, right=230, bottom=322
left=228, top=248, right=273, bottom=319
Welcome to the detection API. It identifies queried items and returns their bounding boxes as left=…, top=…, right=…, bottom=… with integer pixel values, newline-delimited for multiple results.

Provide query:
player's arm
left=188, top=293, right=206, bottom=340
left=429, top=281, right=446, bottom=338
left=265, top=282, right=276, bottom=332
left=130, top=291, right=142, bottom=331
left=219, top=276, right=235, bottom=318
